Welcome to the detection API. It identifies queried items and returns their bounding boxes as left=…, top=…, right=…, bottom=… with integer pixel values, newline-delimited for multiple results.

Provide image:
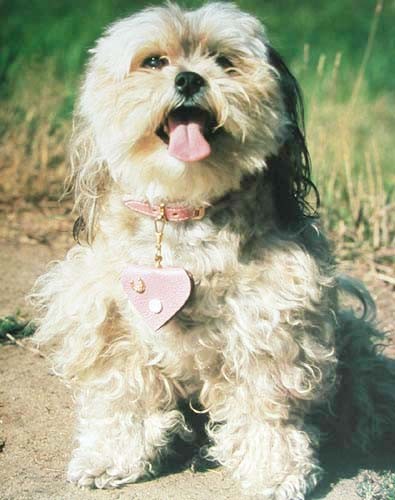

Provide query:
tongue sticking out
left=168, top=112, right=211, bottom=163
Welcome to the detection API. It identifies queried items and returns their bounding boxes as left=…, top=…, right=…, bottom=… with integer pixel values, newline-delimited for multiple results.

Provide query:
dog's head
left=72, top=2, right=316, bottom=240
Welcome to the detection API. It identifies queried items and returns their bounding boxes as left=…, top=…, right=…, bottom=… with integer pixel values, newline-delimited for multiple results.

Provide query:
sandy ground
left=0, top=229, right=394, bottom=500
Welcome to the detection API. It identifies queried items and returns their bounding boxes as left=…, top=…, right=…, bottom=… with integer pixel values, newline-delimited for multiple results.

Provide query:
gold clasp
left=191, top=206, right=206, bottom=220
left=154, top=203, right=166, bottom=268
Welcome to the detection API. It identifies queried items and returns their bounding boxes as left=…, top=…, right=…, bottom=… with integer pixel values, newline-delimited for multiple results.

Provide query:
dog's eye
left=142, top=56, right=169, bottom=70
left=215, top=55, right=233, bottom=69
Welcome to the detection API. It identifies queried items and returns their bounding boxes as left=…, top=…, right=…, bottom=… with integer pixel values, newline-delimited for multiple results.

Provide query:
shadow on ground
left=313, top=445, right=394, bottom=499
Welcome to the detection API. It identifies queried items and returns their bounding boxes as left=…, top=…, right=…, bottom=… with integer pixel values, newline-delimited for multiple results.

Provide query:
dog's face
left=77, top=2, right=289, bottom=203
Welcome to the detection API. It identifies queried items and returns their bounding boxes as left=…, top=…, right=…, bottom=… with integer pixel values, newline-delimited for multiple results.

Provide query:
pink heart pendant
left=121, top=265, right=193, bottom=331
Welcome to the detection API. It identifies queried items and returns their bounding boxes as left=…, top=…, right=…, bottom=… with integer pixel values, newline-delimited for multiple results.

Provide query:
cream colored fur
left=31, top=3, right=394, bottom=499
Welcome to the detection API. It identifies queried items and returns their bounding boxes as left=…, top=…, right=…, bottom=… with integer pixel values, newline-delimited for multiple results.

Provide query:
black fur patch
left=266, top=46, right=320, bottom=230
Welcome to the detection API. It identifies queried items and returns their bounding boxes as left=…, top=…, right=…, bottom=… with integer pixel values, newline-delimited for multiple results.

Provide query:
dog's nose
left=175, top=71, right=205, bottom=97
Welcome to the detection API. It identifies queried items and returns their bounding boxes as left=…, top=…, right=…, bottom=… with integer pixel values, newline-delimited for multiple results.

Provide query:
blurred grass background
left=0, top=0, right=394, bottom=257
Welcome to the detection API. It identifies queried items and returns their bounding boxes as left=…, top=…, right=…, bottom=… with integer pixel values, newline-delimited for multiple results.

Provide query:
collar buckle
left=191, top=207, right=206, bottom=220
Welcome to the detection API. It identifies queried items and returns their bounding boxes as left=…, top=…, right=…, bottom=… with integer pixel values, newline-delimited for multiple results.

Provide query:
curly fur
left=31, top=3, right=395, bottom=499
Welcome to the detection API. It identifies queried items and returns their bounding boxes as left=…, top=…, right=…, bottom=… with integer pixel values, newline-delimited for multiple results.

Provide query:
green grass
left=0, top=314, right=36, bottom=343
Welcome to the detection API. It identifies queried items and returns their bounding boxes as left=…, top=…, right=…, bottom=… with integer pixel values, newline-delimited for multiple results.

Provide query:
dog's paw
left=254, top=468, right=322, bottom=500
left=67, top=452, right=150, bottom=489
left=271, top=476, right=313, bottom=500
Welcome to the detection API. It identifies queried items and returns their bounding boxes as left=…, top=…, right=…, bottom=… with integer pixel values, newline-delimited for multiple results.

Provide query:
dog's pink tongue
left=168, top=116, right=211, bottom=163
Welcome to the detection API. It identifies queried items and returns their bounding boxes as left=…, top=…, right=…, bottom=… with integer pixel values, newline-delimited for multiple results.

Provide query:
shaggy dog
left=32, top=3, right=394, bottom=499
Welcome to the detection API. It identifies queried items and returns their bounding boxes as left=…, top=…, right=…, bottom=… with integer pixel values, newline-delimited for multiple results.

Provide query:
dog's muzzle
left=154, top=72, right=220, bottom=162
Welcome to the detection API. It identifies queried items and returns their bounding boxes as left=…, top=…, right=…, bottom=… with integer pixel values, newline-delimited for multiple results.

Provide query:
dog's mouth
left=156, top=106, right=218, bottom=163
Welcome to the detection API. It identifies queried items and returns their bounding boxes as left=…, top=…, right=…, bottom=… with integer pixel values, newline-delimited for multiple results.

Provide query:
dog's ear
left=265, top=46, right=319, bottom=230
left=67, top=115, right=111, bottom=244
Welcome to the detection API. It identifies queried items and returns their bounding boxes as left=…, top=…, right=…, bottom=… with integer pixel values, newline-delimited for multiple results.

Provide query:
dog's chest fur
left=93, top=193, right=278, bottom=391
left=92, top=187, right=336, bottom=402
left=92, top=205, right=334, bottom=401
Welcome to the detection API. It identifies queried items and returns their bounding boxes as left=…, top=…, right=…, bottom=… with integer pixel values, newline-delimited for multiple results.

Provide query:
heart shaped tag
left=121, top=265, right=193, bottom=331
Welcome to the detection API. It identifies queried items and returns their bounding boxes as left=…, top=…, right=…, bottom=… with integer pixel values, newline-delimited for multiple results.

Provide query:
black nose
left=175, top=71, right=205, bottom=97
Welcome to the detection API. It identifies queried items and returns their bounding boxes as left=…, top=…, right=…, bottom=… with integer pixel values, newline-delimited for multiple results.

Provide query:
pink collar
left=123, top=198, right=206, bottom=222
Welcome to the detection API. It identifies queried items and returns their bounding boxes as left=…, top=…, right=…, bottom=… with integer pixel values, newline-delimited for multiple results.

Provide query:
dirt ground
left=0, top=210, right=394, bottom=500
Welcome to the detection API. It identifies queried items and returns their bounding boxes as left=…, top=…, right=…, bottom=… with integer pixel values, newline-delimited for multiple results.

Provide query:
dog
left=32, top=3, right=395, bottom=499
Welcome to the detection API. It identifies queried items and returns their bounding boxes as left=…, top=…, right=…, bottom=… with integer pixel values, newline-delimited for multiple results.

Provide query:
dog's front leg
left=67, top=360, right=190, bottom=489
left=32, top=249, right=191, bottom=488
left=207, top=387, right=322, bottom=500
